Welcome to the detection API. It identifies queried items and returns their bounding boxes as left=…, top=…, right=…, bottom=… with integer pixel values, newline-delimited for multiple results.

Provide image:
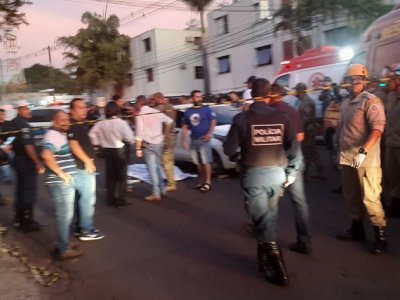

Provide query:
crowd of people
left=225, top=63, right=400, bottom=286
left=0, top=63, right=399, bottom=287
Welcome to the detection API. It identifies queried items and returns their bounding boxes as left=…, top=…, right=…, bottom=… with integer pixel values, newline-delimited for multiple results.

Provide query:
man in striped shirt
left=41, top=110, right=83, bottom=260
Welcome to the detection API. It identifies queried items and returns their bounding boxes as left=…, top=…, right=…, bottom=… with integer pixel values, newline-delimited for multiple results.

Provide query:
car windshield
left=210, top=105, right=240, bottom=125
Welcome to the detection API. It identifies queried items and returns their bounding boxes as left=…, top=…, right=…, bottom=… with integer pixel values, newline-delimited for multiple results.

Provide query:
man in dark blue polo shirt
left=68, top=98, right=104, bottom=241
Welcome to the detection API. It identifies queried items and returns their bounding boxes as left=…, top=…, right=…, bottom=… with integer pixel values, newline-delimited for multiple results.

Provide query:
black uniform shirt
left=270, top=101, right=303, bottom=134
left=67, top=118, right=95, bottom=170
left=9, top=115, right=34, bottom=157
left=223, top=101, right=302, bottom=177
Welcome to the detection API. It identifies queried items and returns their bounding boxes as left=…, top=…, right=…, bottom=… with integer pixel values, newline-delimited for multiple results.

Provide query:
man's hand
left=85, top=160, right=96, bottom=174
left=36, top=162, right=45, bottom=175
left=351, top=153, right=366, bottom=168
left=59, top=172, right=72, bottom=184
left=283, top=175, right=296, bottom=188
left=202, top=133, right=211, bottom=142
left=182, top=141, right=189, bottom=150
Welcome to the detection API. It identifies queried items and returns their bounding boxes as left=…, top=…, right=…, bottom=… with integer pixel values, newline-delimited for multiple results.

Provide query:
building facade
left=126, top=28, right=204, bottom=99
left=206, top=0, right=363, bottom=95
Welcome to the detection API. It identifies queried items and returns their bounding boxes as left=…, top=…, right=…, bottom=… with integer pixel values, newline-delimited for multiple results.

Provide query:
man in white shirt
left=135, top=96, right=173, bottom=201
left=243, top=76, right=256, bottom=100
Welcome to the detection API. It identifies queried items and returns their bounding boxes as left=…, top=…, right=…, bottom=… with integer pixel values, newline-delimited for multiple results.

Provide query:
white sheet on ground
left=127, top=164, right=197, bottom=184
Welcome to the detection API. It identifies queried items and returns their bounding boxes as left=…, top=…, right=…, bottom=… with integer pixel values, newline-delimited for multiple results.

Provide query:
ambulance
left=351, top=5, right=400, bottom=79
left=273, top=45, right=353, bottom=120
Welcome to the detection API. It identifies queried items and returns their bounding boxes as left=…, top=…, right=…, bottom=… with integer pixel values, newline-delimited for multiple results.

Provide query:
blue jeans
left=144, top=143, right=165, bottom=196
left=46, top=179, right=76, bottom=253
left=285, top=169, right=311, bottom=246
left=75, top=169, right=96, bottom=232
left=0, top=164, right=13, bottom=182
left=240, top=166, right=286, bottom=242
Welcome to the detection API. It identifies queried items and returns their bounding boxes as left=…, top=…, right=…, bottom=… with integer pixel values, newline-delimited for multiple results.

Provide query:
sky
left=0, top=0, right=215, bottom=81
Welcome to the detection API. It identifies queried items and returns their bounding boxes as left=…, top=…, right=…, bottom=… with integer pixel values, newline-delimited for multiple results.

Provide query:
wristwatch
left=358, top=147, right=367, bottom=155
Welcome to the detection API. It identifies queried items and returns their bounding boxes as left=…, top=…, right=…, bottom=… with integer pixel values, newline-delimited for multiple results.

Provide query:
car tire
left=212, top=150, right=224, bottom=177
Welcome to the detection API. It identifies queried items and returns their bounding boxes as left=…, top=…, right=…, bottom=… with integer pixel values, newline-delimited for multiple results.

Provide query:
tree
left=182, top=0, right=213, bottom=98
left=24, top=64, right=84, bottom=94
left=0, top=0, right=31, bottom=28
left=274, top=0, right=392, bottom=56
left=58, top=12, right=131, bottom=97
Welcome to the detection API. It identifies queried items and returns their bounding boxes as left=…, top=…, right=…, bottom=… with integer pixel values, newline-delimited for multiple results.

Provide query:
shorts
left=190, top=139, right=212, bottom=165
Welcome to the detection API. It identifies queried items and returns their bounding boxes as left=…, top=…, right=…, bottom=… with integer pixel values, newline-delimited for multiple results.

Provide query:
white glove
left=351, top=153, right=366, bottom=168
left=283, top=175, right=296, bottom=188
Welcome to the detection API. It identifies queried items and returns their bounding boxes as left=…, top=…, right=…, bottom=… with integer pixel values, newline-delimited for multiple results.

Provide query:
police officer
left=223, top=78, right=302, bottom=286
left=296, top=82, right=325, bottom=180
left=270, top=84, right=312, bottom=254
left=382, top=63, right=400, bottom=217
left=336, top=64, right=387, bottom=255
left=9, top=102, right=45, bottom=232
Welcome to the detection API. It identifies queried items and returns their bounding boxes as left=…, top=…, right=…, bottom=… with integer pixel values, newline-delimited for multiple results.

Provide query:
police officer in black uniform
left=223, top=78, right=302, bottom=286
left=9, top=102, right=45, bottom=232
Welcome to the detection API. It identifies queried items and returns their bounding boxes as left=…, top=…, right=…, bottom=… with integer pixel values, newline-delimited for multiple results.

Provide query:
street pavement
left=1, top=147, right=400, bottom=300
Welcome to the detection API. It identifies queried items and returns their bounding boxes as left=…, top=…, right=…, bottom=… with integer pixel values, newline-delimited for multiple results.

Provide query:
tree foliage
left=0, top=0, right=31, bottom=28
left=58, top=12, right=131, bottom=94
left=24, top=64, right=84, bottom=94
left=274, top=0, right=393, bottom=55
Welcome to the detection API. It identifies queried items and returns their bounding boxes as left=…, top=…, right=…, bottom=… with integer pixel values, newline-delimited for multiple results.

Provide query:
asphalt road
left=1, top=148, right=400, bottom=300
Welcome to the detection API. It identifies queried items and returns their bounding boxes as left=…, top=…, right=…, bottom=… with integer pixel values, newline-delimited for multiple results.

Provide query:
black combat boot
left=257, top=242, right=268, bottom=273
left=14, top=206, right=41, bottom=232
left=13, top=207, right=25, bottom=230
left=264, top=242, right=289, bottom=286
left=371, top=226, right=387, bottom=255
left=336, top=220, right=366, bottom=241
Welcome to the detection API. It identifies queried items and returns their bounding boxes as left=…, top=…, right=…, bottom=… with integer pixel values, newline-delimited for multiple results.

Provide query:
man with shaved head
left=42, top=110, right=83, bottom=260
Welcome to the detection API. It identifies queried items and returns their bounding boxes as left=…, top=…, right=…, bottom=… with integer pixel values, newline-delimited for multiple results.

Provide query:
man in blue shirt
left=181, top=90, right=217, bottom=193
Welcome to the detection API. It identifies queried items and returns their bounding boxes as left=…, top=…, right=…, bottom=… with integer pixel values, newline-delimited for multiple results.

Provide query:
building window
left=283, top=40, right=294, bottom=61
left=143, top=38, right=151, bottom=52
left=217, top=55, right=230, bottom=74
left=215, top=15, right=229, bottom=35
left=146, top=68, right=153, bottom=82
left=194, top=37, right=202, bottom=46
left=195, top=66, right=204, bottom=79
left=253, top=0, right=272, bottom=21
left=256, top=45, right=272, bottom=66
left=127, top=73, right=133, bottom=86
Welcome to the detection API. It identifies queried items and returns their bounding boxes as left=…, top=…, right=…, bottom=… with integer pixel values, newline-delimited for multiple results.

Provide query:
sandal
left=200, top=183, right=211, bottom=193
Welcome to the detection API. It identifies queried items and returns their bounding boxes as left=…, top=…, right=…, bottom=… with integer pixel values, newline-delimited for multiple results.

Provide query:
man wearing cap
left=243, top=76, right=256, bottom=100
left=296, top=82, right=325, bottom=180
left=382, top=64, right=400, bottom=217
left=223, top=78, right=302, bottom=286
left=9, top=102, right=45, bottom=232
left=270, top=84, right=312, bottom=254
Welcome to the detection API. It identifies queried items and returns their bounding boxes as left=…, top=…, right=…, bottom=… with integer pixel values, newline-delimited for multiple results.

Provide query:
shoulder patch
left=369, top=104, right=379, bottom=113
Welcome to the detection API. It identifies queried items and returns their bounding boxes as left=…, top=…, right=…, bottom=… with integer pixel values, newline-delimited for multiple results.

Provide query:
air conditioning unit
left=185, top=36, right=195, bottom=43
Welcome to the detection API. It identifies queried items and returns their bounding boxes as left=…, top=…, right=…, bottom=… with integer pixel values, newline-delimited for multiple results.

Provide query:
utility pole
left=47, top=46, right=55, bottom=102
left=0, top=59, right=3, bottom=102
left=199, top=10, right=211, bottom=100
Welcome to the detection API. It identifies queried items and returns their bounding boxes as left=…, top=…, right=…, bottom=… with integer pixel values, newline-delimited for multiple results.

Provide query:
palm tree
left=182, top=0, right=213, bottom=98
left=274, top=0, right=392, bottom=56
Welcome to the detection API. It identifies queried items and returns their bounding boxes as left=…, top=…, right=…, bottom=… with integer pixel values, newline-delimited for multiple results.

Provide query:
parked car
left=173, top=104, right=240, bottom=175
left=28, top=106, right=69, bottom=148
